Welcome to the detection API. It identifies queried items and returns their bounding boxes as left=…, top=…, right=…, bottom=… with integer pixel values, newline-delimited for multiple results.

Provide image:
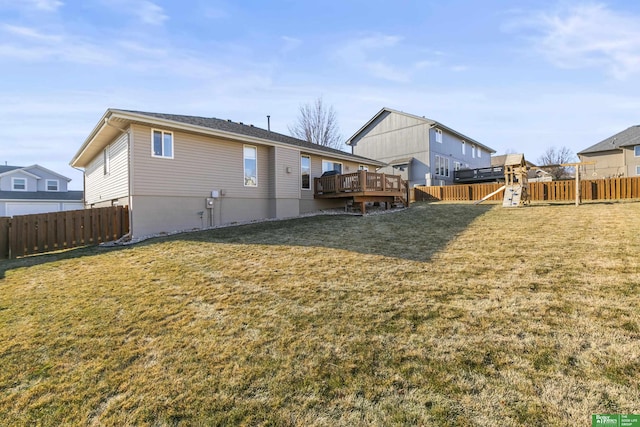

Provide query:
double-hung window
left=472, top=145, right=476, bottom=159
left=12, top=177, right=26, bottom=191
left=301, top=155, right=311, bottom=190
left=435, top=129, right=443, bottom=143
left=635, top=145, right=640, bottom=157
left=461, top=140, right=465, bottom=155
left=152, top=129, right=173, bottom=158
left=244, top=145, right=257, bottom=186
left=46, top=179, right=59, bottom=191
left=636, top=165, right=640, bottom=175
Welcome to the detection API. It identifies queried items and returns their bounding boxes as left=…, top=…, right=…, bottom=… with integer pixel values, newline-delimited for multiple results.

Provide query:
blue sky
left=2, top=0, right=640, bottom=190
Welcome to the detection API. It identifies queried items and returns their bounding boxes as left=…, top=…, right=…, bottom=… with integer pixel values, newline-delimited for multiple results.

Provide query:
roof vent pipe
left=267, top=115, right=271, bottom=132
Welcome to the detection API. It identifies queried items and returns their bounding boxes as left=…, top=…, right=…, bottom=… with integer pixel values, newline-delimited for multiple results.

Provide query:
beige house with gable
left=70, top=109, right=383, bottom=237
left=578, top=125, right=640, bottom=178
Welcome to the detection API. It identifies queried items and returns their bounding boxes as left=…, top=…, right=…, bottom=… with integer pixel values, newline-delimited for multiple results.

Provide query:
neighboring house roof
left=0, top=190, right=83, bottom=201
left=0, top=164, right=73, bottom=182
left=0, top=166, right=22, bottom=174
left=578, top=125, right=640, bottom=155
left=346, top=107, right=496, bottom=154
left=71, top=109, right=385, bottom=168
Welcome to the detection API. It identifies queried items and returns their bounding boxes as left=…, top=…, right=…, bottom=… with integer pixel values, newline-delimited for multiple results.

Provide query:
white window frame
left=472, top=145, right=476, bottom=159
left=435, top=155, right=450, bottom=177
left=151, top=129, right=174, bottom=159
left=358, top=165, right=369, bottom=171
left=635, top=145, right=640, bottom=157
left=435, top=128, right=443, bottom=143
left=103, top=146, right=110, bottom=175
left=301, top=155, right=311, bottom=190
left=454, top=162, right=461, bottom=171
left=461, top=140, right=465, bottom=155
left=244, top=145, right=258, bottom=187
left=46, top=179, right=59, bottom=192
left=636, top=165, right=640, bottom=175
left=477, top=147, right=482, bottom=158
left=12, top=177, right=27, bottom=191
left=322, top=160, right=343, bottom=174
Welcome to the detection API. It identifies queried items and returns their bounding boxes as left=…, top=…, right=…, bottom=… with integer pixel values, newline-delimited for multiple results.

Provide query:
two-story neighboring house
left=346, top=108, right=495, bottom=187
left=0, top=165, right=84, bottom=217
left=70, top=109, right=384, bottom=238
left=578, top=126, right=640, bottom=178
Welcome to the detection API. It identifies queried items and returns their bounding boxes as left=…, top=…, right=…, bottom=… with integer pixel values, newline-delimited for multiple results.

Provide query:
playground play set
left=474, top=154, right=595, bottom=207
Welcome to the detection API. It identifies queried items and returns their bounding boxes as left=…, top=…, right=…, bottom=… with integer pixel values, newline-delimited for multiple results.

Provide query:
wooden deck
left=314, top=171, right=408, bottom=213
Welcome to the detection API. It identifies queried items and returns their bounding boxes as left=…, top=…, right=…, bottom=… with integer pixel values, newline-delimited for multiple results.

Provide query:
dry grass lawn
left=1, top=201, right=639, bottom=426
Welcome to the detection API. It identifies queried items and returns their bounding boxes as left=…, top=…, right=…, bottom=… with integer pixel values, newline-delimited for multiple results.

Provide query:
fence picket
left=414, top=177, right=640, bottom=203
left=0, top=206, right=129, bottom=259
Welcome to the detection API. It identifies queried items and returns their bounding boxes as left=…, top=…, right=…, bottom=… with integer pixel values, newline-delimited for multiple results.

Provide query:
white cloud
left=30, top=0, right=63, bottom=11
left=2, top=0, right=64, bottom=12
left=334, top=34, right=411, bottom=82
left=2, top=24, right=62, bottom=42
left=281, top=36, right=302, bottom=53
left=507, top=3, right=640, bottom=79
left=134, top=0, right=168, bottom=25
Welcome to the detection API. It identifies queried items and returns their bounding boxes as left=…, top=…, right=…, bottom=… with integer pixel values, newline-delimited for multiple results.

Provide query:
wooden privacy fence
left=415, top=177, right=640, bottom=203
left=0, top=206, right=129, bottom=259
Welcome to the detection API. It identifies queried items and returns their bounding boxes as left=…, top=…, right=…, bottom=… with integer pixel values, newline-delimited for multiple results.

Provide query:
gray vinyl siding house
left=0, top=165, right=83, bottom=217
left=578, top=125, right=640, bottom=178
left=71, top=109, right=383, bottom=238
left=346, top=108, right=495, bottom=187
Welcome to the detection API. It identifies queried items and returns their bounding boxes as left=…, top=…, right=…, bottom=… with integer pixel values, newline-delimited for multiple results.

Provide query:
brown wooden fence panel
left=414, top=177, right=640, bottom=203
left=0, top=206, right=129, bottom=259
left=0, top=217, right=9, bottom=259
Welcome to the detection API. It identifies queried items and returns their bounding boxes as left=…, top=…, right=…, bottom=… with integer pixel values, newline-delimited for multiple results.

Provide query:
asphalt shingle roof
left=122, top=110, right=381, bottom=164
left=579, top=125, right=640, bottom=154
left=0, top=165, right=22, bottom=174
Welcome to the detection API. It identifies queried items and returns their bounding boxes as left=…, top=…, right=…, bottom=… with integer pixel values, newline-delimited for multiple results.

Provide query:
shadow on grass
left=0, top=203, right=495, bottom=278
left=171, top=202, right=495, bottom=262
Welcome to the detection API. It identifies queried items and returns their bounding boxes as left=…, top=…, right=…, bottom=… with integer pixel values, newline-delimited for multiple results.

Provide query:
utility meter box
left=206, top=198, right=215, bottom=208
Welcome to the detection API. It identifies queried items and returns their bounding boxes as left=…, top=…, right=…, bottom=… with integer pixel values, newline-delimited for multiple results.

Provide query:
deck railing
left=314, top=171, right=405, bottom=195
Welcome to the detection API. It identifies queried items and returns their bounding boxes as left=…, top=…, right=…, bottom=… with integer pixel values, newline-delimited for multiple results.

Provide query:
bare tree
left=288, top=97, right=343, bottom=149
left=537, top=146, right=576, bottom=180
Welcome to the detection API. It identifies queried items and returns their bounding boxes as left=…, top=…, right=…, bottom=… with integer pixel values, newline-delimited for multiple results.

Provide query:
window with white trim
left=358, top=165, right=369, bottom=171
left=322, top=160, right=342, bottom=174
left=103, top=147, right=110, bottom=175
left=301, top=155, right=311, bottom=190
left=12, top=177, right=26, bottom=191
left=435, top=129, right=443, bottom=143
left=244, top=145, right=257, bottom=186
left=454, top=162, right=461, bottom=171
left=635, top=145, right=640, bottom=157
left=637, top=165, right=640, bottom=175
left=461, top=140, right=465, bottom=155
left=477, top=147, right=481, bottom=158
left=46, top=179, right=59, bottom=191
left=152, top=129, right=173, bottom=158
left=435, top=155, right=449, bottom=177
left=472, top=145, right=476, bottom=159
